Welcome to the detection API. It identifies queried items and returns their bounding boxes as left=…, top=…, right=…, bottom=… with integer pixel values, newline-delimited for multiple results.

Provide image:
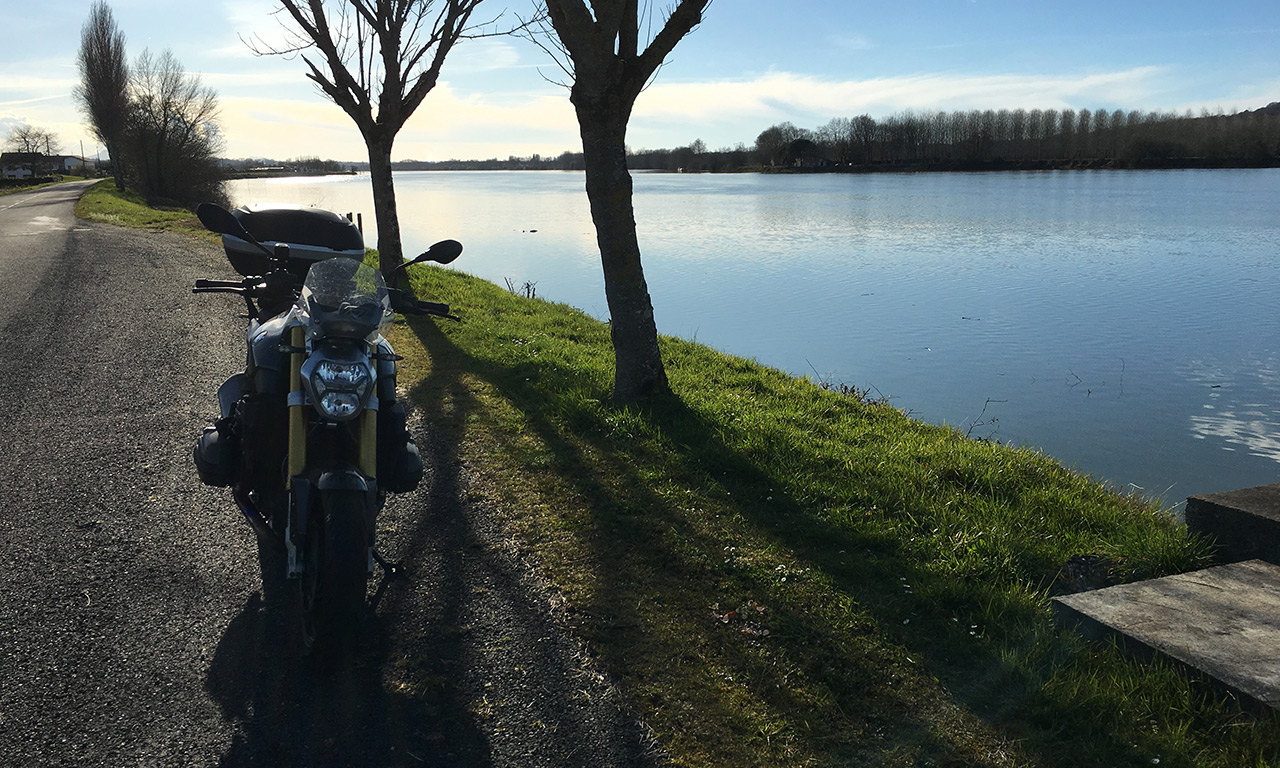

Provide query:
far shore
left=223, top=156, right=1280, bottom=176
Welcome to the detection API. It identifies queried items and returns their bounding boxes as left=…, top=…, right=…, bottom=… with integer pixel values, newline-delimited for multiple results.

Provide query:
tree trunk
left=105, top=139, right=125, bottom=190
left=365, top=134, right=406, bottom=284
left=577, top=101, right=670, bottom=402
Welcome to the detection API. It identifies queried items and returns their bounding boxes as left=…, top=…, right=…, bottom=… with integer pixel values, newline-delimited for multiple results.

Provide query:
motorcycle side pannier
left=194, top=419, right=240, bottom=487
left=222, top=203, right=365, bottom=279
left=378, top=402, right=424, bottom=493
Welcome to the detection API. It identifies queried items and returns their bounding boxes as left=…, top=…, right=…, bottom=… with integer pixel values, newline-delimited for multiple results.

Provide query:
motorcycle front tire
left=298, top=489, right=369, bottom=656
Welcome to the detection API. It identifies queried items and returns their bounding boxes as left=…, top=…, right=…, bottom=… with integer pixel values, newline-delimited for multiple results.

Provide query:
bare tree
left=1009, top=108, right=1027, bottom=159
left=1091, top=108, right=1109, bottom=157
left=754, top=121, right=805, bottom=166
left=816, top=117, right=851, bottom=164
left=74, top=0, right=130, bottom=189
left=124, top=49, right=226, bottom=206
left=1075, top=108, right=1092, bottom=157
left=4, top=125, right=63, bottom=176
left=4, top=125, right=61, bottom=156
left=251, top=0, right=484, bottom=279
left=529, top=0, right=710, bottom=401
left=851, top=114, right=876, bottom=163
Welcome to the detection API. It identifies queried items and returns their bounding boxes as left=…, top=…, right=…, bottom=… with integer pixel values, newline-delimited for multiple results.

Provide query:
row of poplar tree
left=753, top=105, right=1280, bottom=168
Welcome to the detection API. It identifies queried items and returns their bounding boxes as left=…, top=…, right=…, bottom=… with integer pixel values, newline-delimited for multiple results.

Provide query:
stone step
left=1053, top=559, right=1280, bottom=711
left=1186, top=482, right=1280, bottom=565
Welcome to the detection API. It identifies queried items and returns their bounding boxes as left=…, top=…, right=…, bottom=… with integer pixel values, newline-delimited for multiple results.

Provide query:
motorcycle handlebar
left=195, top=278, right=246, bottom=290
left=413, top=300, right=452, bottom=317
left=388, top=288, right=456, bottom=319
left=195, top=277, right=459, bottom=319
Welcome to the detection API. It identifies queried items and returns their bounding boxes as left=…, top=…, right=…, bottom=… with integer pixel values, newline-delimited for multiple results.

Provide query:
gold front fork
left=286, top=327, right=377, bottom=483
left=360, top=339, right=378, bottom=480
left=359, top=407, right=377, bottom=480
left=287, top=325, right=306, bottom=486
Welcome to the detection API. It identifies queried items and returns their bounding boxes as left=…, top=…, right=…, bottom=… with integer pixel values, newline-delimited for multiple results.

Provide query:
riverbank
left=76, top=179, right=215, bottom=236
left=224, top=169, right=358, bottom=180
left=83, top=181, right=1280, bottom=766
left=392, top=265, right=1280, bottom=767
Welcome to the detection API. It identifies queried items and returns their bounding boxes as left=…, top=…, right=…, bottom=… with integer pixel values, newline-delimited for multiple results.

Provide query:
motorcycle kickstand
left=372, top=548, right=402, bottom=579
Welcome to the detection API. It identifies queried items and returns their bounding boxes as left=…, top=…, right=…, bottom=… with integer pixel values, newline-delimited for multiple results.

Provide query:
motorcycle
left=191, top=201, right=461, bottom=653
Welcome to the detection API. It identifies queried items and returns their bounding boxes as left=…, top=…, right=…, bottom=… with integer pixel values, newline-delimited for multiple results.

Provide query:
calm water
left=229, top=169, right=1280, bottom=508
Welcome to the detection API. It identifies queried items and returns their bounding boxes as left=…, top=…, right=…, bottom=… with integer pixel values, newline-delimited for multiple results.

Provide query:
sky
left=2, top=0, right=1277, bottom=163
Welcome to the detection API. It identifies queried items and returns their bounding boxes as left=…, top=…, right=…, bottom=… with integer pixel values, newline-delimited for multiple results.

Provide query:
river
left=228, top=169, right=1280, bottom=508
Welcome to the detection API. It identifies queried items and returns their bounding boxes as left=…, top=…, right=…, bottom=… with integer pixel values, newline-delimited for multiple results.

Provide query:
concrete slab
left=1053, top=560, right=1280, bottom=710
left=1186, top=483, right=1280, bottom=565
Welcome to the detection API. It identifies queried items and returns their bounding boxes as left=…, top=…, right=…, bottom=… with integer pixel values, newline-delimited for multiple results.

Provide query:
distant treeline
left=383, top=143, right=754, bottom=173
left=223, top=156, right=358, bottom=177
left=750, top=102, right=1280, bottom=171
left=229, top=102, right=1280, bottom=175
left=391, top=103, right=1280, bottom=173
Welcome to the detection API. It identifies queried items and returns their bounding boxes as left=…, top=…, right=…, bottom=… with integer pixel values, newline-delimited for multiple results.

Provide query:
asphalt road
left=0, top=182, right=663, bottom=767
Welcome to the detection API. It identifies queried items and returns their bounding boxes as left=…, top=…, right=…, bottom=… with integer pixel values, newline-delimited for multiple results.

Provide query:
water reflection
left=1186, top=357, right=1280, bottom=463
left=1190, top=411, right=1280, bottom=462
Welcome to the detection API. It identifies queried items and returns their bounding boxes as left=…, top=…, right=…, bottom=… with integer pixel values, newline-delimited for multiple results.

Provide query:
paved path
left=0, top=182, right=662, bottom=767
left=0, top=180, right=100, bottom=329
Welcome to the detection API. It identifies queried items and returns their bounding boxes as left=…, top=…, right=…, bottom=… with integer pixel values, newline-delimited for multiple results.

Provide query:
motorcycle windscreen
left=295, top=259, right=393, bottom=341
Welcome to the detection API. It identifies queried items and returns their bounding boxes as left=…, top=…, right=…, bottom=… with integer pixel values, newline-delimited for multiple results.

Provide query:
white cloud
left=0, top=62, right=79, bottom=97
left=634, top=67, right=1173, bottom=125
left=202, top=69, right=314, bottom=89
left=441, top=39, right=527, bottom=75
left=0, top=95, right=69, bottom=109
left=216, top=64, right=1246, bottom=160
left=220, top=0, right=297, bottom=54
left=615, top=67, right=1202, bottom=149
left=217, top=82, right=579, bottom=160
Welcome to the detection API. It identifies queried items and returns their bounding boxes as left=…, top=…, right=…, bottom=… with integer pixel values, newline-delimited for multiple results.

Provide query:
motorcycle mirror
left=394, top=239, right=464, bottom=272
left=197, top=202, right=244, bottom=237
left=196, top=203, right=271, bottom=256
left=433, top=239, right=463, bottom=264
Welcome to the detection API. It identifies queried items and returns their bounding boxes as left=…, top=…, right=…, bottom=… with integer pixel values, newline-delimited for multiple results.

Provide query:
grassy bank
left=393, top=265, right=1280, bottom=768
left=75, top=179, right=215, bottom=238
left=81, top=182, right=1280, bottom=765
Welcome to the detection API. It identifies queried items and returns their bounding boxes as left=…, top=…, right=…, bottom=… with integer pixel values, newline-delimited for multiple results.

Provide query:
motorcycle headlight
left=304, top=357, right=374, bottom=421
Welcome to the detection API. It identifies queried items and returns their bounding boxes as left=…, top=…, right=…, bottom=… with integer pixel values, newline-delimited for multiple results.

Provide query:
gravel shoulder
left=0, top=206, right=664, bottom=767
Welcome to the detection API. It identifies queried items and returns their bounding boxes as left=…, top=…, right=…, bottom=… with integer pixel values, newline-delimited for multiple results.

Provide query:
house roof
left=1, top=152, right=43, bottom=164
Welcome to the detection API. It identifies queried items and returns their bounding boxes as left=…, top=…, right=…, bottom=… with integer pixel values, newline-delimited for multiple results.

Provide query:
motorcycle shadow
left=204, top=586, right=492, bottom=768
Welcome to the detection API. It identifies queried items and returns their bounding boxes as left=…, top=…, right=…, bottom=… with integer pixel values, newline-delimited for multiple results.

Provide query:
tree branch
left=543, top=0, right=609, bottom=66
left=636, top=0, right=708, bottom=80
left=618, top=0, right=638, bottom=59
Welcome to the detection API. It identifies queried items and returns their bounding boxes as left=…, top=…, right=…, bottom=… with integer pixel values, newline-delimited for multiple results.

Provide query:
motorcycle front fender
left=317, top=470, right=379, bottom=549
left=317, top=469, right=369, bottom=492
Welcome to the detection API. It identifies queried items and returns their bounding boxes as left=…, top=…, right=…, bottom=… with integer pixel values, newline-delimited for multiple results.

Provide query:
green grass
left=390, top=264, right=1280, bottom=767
left=75, top=180, right=215, bottom=240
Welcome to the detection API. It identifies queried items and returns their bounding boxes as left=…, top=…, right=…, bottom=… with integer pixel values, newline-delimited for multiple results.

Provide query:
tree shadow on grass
left=400, top=314, right=1197, bottom=767
left=389, top=318, right=671, bottom=767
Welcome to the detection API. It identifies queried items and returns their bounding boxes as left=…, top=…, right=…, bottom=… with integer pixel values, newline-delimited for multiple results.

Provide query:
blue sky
left=2, top=0, right=1277, bottom=162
